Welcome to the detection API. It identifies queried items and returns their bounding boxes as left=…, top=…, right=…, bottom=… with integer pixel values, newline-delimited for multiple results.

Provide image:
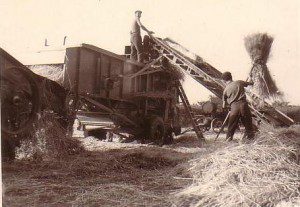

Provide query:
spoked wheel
left=195, top=115, right=211, bottom=132
left=1, top=67, right=40, bottom=135
left=195, top=115, right=206, bottom=125
left=211, top=118, right=224, bottom=134
left=148, top=117, right=165, bottom=145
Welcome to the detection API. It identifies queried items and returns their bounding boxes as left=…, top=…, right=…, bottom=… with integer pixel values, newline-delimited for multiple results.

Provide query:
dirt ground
left=2, top=130, right=241, bottom=207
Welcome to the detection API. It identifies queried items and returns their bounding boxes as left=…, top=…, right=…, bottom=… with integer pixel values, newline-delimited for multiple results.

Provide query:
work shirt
left=131, top=18, right=140, bottom=35
left=223, top=80, right=249, bottom=106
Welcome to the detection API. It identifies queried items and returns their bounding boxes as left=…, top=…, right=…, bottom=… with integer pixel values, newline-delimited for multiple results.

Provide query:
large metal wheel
left=148, top=116, right=165, bottom=145
left=1, top=67, right=40, bottom=135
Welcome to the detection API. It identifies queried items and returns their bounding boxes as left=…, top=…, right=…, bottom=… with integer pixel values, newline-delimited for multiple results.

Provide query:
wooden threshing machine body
left=63, top=44, right=181, bottom=139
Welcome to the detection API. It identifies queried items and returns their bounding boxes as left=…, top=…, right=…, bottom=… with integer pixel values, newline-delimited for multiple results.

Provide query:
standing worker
left=130, top=10, right=153, bottom=63
left=222, top=72, right=255, bottom=141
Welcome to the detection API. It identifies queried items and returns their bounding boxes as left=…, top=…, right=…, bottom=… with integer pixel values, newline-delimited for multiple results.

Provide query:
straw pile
left=16, top=112, right=84, bottom=160
left=178, top=125, right=300, bottom=206
left=28, top=64, right=64, bottom=85
left=164, top=63, right=185, bottom=81
left=4, top=146, right=191, bottom=207
left=244, top=33, right=283, bottom=102
left=160, top=57, right=185, bottom=81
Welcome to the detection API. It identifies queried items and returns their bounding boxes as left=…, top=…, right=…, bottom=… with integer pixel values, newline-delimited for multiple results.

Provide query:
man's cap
left=221, top=71, right=232, bottom=81
left=135, top=10, right=142, bottom=14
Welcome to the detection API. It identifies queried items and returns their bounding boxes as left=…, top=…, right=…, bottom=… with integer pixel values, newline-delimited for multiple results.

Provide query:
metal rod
left=215, top=110, right=230, bottom=141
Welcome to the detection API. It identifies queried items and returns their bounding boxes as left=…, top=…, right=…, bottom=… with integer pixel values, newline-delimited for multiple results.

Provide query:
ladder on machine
left=147, top=34, right=294, bottom=128
left=176, top=81, right=204, bottom=142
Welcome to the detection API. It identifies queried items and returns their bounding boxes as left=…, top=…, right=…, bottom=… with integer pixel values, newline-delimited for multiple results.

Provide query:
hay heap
left=161, top=58, right=185, bottom=81
left=17, top=112, right=84, bottom=160
left=178, top=126, right=300, bottom=206
left=28, top=65, right=64, bottom=85
left=244, top=33, right=283, bottom=102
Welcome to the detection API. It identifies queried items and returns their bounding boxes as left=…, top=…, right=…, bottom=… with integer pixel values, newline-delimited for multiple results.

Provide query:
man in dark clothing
left=130, top=10, right=153, bottom=62
left=222, top=72, right=255, bottom=141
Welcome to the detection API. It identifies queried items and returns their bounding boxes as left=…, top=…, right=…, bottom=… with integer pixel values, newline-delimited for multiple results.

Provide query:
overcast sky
left=1, top=0, right=299, bottom=104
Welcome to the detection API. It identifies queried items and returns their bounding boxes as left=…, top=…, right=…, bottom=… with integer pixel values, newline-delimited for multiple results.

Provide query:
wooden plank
left=131, top=76, right=136, bottom=93
left=146, top=74, right=150, bottom=92
left=78, top=48, right=97, bottom=94
left=127, top=56, right=162, bottom=78
left=141, top=75, right=147, bottom=92
left=75, top=48, right=81, bottom=98
left=106, top=58, right=111, bottom=99
left=135, top=76, right=139, bottom=93
left=119, top=61, right=124, bottom=98
left=100, top=55, right=110, bottom=98
left=144, top=99, right=148, bottom=116
left=82, top=43, right=126, bottom=62
left=95, top=57, right=101, bottom=93
left=123, top=62, right=136, bottom=95
left=138, top=75, right=142, bottom=92
left=63, top=47, right=79, bottom=91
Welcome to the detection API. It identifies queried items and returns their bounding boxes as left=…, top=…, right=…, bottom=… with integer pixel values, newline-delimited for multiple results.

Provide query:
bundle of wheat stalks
left=17, top=112, right=84, bottom=160
left=178, top=126, right=300, bottom=207
left=244, top=33, right=283, bottom=102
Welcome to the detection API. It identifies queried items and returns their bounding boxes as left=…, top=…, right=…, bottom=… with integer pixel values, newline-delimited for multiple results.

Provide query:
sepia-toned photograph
left=1, top=0, right=299, bottom=206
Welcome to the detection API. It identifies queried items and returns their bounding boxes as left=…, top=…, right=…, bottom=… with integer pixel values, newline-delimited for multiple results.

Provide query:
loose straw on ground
left=17, top=112, right=84, bottom=160
left=177, top=126, right=300, bottom=207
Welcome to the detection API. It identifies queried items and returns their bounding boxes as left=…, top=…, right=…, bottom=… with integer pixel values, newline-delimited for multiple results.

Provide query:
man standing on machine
left=130, top=10, right=153, bottom=63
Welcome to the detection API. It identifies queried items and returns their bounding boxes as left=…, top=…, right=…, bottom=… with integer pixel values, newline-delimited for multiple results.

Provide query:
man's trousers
left=130, top=34, right=143, bottom=62
left=227, top=100, right=254, bottom=140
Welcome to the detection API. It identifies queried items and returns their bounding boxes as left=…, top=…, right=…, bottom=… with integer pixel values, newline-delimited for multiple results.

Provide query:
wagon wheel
left=1, top=67, right=40, bottom=135
left=148, top=117, right=165, bottom=145
left=211, top=118, right=224, bottom=134
left=194, top=115, right=211, bottom=132
left=195, top=115, right=206, bottom=125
